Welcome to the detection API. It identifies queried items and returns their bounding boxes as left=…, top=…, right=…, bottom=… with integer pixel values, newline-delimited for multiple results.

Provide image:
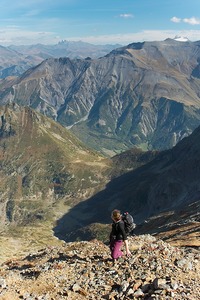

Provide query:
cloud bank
left=0, top=27, right=200, bottom=46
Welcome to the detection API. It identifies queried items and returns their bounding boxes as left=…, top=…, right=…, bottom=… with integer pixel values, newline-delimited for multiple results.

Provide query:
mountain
left=54, top=123, right=200, bottom=246
left=110, top=147, right=159, bottom=177
left=0, top=104, right=161, bottom=262
left=9, top=40, right=121, bottom=60
left=1, top=39, right=200, bottom=155
left=0, top=45, right=42, bottom=78
left=0, top=103, right=110, bottom=228
left=0, top=41, right=121, bottom=78
left=0, top=103, right=199, bottom=263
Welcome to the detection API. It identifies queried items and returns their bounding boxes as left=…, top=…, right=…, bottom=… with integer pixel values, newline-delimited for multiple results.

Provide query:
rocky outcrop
left=0, top=235, right=199, bottom=299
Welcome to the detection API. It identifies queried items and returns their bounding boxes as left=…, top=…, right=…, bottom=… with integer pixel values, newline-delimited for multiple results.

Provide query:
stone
left=0, top=278, right=6, bottom=289
left=133, top=288, right=144, bottom=297
left=0, top=235, right=199, bottom=300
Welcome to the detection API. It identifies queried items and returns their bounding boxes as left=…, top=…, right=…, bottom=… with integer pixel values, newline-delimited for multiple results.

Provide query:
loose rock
left=0, top=235, right=199, bottom=300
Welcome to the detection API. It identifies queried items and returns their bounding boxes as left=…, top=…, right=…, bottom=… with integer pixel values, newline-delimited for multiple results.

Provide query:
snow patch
left=173, top=36, right=190, bottom=42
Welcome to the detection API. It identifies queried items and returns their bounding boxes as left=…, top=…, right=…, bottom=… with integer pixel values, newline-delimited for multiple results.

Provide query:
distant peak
left=173, top=35, right=190, bottom=42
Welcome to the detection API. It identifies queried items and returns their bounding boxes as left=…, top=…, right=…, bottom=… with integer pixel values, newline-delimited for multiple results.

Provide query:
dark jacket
left=110, top=220, right=127, bottom=241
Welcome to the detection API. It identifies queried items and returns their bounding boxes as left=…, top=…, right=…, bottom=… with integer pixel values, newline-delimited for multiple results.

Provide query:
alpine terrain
left=0, top=102, right=161, bottom=262
left=1, top=39, right=200, bottom=155
left=0, top=236, right=199, bottom=300
left=0, top=103, right=112, bottom=261
left=0, top=41, right=120, bottom=78
left=54, top=123, right=200, bottom=247
left=0, top=38, right=199, bottom=300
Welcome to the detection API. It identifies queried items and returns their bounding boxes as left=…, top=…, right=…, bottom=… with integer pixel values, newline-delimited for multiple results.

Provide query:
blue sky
left=0, top=0, right=200, bottom=45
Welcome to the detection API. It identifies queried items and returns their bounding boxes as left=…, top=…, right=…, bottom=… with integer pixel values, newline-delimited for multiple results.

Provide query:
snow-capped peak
left=173, top=35, right=189, bottom=42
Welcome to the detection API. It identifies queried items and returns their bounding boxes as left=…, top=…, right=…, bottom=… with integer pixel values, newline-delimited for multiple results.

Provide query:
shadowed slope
left=54, top=125, right=200, bottom=245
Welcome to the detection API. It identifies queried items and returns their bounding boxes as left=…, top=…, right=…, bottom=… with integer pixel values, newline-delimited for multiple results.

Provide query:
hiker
left=109, top=209, right=131, bottom=261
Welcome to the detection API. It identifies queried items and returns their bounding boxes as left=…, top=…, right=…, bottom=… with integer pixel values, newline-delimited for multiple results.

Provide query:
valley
left=1, top=39, right=200, bottom=155
left=0, top=39, right=200, bottom=268
left=0, top=0, right=200, bottom=296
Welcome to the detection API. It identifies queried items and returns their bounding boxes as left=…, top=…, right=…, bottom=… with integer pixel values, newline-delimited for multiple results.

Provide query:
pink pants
left=110, top=239, right=123, bottom=259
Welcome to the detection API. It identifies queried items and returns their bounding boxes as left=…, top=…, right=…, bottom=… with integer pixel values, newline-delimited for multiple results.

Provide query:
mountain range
left=0, top=38, right=200, bottom=261
left=0, top=41, right=120, bottom=78
left=0, top=103, right=199, bottom=263
left=1, top=39, right=200, bottom=155
left=1, top=102, right=197, bottom=244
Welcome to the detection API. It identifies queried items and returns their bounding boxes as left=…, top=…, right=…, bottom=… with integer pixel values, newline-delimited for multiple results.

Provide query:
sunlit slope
left=0, top=103, right=110, bottom=226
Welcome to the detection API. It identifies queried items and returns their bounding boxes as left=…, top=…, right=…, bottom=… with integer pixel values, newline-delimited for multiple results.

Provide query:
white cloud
left=171, top=16, right=200, bottom=26
left=183, top=17, right=200, bottom=25
left=0, top=26, right=59, bottom=45
left=171, top=16, right=181, bottom=23
left=119, top=14, right=133, bottom=19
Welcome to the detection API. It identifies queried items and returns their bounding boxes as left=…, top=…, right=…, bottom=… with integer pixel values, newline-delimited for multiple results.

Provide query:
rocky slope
left=1, top=39, right=200, bottom=154
left=0, top=235, right=199, bottom=300
left=135, top=200, right=200, bottom=247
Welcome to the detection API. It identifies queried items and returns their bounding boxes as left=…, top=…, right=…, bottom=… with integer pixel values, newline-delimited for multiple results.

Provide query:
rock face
left=1, top=39, right=200, bottom=154
left=0, top=235, right=199, bottom=299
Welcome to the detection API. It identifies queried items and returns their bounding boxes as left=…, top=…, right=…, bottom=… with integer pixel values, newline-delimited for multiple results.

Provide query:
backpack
left=122, top=212, right=136, bottom=234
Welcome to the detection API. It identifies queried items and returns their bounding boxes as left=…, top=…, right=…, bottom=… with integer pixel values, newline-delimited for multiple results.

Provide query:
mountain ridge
left=0, top=41, right=121, bottom=78
left=1, top=39, right=200, bottom=154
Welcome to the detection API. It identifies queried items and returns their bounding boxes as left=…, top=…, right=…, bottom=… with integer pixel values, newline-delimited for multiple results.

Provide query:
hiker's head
left=111, top=209, right=121, bottom=222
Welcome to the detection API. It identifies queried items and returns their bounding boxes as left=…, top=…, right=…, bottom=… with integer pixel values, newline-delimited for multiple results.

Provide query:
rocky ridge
left=0, top=235, right=199, bottom=300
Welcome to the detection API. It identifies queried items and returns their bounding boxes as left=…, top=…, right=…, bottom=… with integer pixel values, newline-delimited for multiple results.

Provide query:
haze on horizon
left=0, top=0, right=200, bottom=45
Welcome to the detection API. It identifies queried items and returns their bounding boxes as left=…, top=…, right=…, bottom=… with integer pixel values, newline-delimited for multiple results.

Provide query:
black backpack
left=122, top=212, right=136, bottom=234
